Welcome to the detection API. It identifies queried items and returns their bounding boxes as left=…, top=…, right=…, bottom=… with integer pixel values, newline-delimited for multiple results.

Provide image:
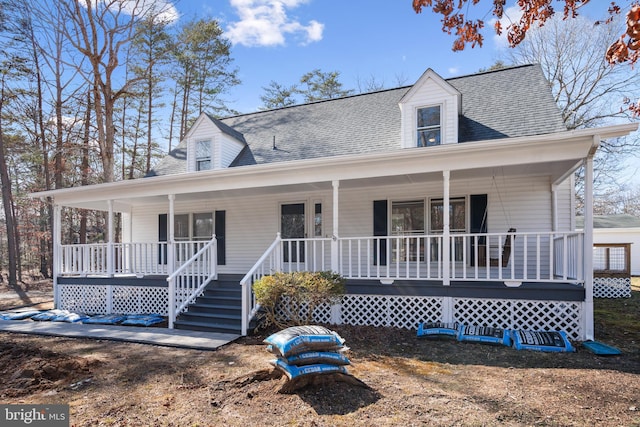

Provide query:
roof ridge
left=445, top=63, right=537, bottom=81
left=221, top=85, right=410, bottom=121
left=221, top=64, right=538, bottom=121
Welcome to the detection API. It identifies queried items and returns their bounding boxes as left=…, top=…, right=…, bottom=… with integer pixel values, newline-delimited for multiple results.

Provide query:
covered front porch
left=35, top=125, right=638, bottom=340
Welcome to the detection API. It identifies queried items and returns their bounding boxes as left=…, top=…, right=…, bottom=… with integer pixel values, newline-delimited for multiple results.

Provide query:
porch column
left=168, top=194, right=176, bottom=328
left=442, top=171, right=450, bottom=287
left=52, top=203, right=62, bottom=308
left=442, top=171, right=453, bottom=323
left=583, top=139, right=597, bottom=341
left=551, top=184, right=558, bottom=232
left=331, top=180, right=339, bottom=273
left=168, top=194, right=175, bottom=276
left=107, top=199, right=114, bottom=277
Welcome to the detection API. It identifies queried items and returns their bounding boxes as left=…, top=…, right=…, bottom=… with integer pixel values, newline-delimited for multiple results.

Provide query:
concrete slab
left=0, top=320, right=239, bottom=351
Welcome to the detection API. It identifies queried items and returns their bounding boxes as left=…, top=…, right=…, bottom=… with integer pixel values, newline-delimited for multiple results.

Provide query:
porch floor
left=346, top=279, right=585, bottom=301
left=0, top=320, right=239, bottom=351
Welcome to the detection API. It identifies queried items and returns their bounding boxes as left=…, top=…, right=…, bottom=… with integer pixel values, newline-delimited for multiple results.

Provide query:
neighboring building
left=578, top=214, right=640, bottom=276
left=31, top=64, right=638, bottom=340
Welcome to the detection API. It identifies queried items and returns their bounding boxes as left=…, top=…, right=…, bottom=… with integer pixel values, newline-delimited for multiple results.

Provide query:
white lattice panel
left=58, top=285, right=168, bottom=315
left=274, top=297, right=332, bottom=324
left=274, top=295, right=443, bottom=329
left=454, top=297, right=583, bottom=340
left=341, top=295, right=391, bottom=327
left=594, top=277, right=631, bottom=299
left=112, top=287, right=168, bottom=315
left=340, top=295, right=443, bottom=329
left=59, top=285, right=108, bottom=314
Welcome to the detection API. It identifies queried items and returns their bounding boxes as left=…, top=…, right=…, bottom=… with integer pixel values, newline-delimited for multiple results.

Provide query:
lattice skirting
left=57, top=285, right=168, bottom=315
left=594, top=277, right=632, bottom=298
left=275, top=294, right=584, bottom=340
left=453, top=298, right=583, bottom=340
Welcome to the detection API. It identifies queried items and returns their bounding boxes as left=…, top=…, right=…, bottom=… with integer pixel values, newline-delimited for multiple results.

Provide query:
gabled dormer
left=399, top=68, right=461, bottom=148
left=185, top=113, right=246, bottom=172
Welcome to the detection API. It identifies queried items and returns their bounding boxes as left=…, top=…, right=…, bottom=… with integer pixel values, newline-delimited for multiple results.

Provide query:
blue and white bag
left=457, top=324, right=512, bottom=346
left=264, top=325, right=345, bottom=358
left=283, top=351, right=351, bottom=366
left=417, top=322, right=459, bottom=338
left=270, top=358, right=348, bottom=380
left=511, top=330, right=574, bottom=352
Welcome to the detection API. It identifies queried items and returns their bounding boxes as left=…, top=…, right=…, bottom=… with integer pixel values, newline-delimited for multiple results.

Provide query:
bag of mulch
left=82, top=314, right=127, bottom=325
left=417, top=322, right=459, bottom=339
left=457, top=325, right=512, bottom=346
left=31, top=309, right=69, bottom=321
left=264, top=325, right=345, bottom=358
left=121, top=314, right=165, bottom=326
left=282, top=350, right=351, bottom=367
left=0, top=310, right=41, bottom=320
left=52, top=312, right=89, bottom=323
left=511, top=330, right=574, bottom=353
left=270, top=358, right=348, bottom=380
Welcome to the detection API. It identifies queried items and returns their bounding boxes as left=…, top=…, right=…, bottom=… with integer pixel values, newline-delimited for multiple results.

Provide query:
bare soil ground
left=1, top=277, right=639, bottom=426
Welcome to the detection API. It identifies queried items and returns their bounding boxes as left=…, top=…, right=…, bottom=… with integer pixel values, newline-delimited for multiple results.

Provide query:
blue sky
left=174, top=0, right=528, bottom=113
left=167, top=0, right=609, bottom=114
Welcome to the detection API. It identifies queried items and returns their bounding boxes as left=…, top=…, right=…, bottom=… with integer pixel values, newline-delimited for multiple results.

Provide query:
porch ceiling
left=31, top=123, right=638, bottom=212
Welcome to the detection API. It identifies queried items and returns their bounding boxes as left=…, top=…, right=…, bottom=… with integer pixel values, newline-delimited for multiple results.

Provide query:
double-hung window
left=391, top=200, right=425, bottom=262
left=195, top=140, right=212, bottom=171
left=416, top=106, right=441, bottom=147
left=173, top=213, right=213, bottom=241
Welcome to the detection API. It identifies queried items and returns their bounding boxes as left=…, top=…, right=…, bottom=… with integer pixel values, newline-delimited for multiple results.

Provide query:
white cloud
left=225, top=0, right=324, bottom=47
left=448, top=67, right=459, bottom=75
left=490, top=5, right=524, bottom=49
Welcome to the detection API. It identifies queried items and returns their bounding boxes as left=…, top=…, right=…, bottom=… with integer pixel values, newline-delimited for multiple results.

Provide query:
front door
left=281, top=203, right=305, bottom=262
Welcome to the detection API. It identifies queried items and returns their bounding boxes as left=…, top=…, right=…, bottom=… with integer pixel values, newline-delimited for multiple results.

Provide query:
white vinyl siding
left=220, top=134, right=245, bottom=167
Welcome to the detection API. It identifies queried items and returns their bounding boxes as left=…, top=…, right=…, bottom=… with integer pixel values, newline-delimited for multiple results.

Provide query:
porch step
left=174, top=276, right=243, bottom=334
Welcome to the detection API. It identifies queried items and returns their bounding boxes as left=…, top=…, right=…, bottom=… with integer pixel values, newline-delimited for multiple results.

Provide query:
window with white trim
left=174, top=212, right=213, bottom=241
left=416, top=106, right=441, bottom=147
left=195, top=140, right=211, bottom=171
left=391, top=200, right=425, bottom=262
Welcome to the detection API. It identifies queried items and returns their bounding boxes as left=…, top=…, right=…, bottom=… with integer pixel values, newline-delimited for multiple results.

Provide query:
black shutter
left=373, top=200, right=388, bottom=266
left=215, top=210, right=226, bottom=265
left=158, top=214, right=168, bottom=265
left=470, top=194, right=488, bottom=266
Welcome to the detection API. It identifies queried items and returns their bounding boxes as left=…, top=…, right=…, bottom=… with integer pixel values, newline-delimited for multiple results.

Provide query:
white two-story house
left=31, top=64, right=638, bottom=339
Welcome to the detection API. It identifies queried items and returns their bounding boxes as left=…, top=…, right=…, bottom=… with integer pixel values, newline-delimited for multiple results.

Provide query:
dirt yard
left=1, top=278, right=639, bottom=426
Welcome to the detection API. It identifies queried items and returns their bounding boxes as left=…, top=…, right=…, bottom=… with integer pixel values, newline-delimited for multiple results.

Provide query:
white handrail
left=167, top=236, right=217, bottom=328
left=239, top=233, right=282, bottom=335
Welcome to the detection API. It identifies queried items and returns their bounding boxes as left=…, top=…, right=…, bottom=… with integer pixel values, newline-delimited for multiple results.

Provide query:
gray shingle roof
left=149, top=64, right=566, bottom=176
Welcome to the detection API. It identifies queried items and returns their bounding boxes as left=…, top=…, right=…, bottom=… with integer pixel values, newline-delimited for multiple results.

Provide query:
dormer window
left=417, top=106, right=441, bottom=147
left=196, top=140, right=211, bottom=171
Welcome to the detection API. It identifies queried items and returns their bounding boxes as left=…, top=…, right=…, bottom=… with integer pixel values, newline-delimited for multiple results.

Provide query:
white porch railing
left=338, top=235, right=443, bottom=279
left=167, top=237, right=218, bottom=328
left=61, top=243, right=110, bottom=275
left=240, top=234, right=283, bottom=336
left=451, top=231, right=584, bottom=282
left=59, top=240, right=210, bottom=276
left=113, top=242, right=168, bottom=275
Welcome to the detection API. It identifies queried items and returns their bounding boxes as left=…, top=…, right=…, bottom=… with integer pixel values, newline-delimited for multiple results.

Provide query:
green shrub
left=252, top=271, right=346, bottom=329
